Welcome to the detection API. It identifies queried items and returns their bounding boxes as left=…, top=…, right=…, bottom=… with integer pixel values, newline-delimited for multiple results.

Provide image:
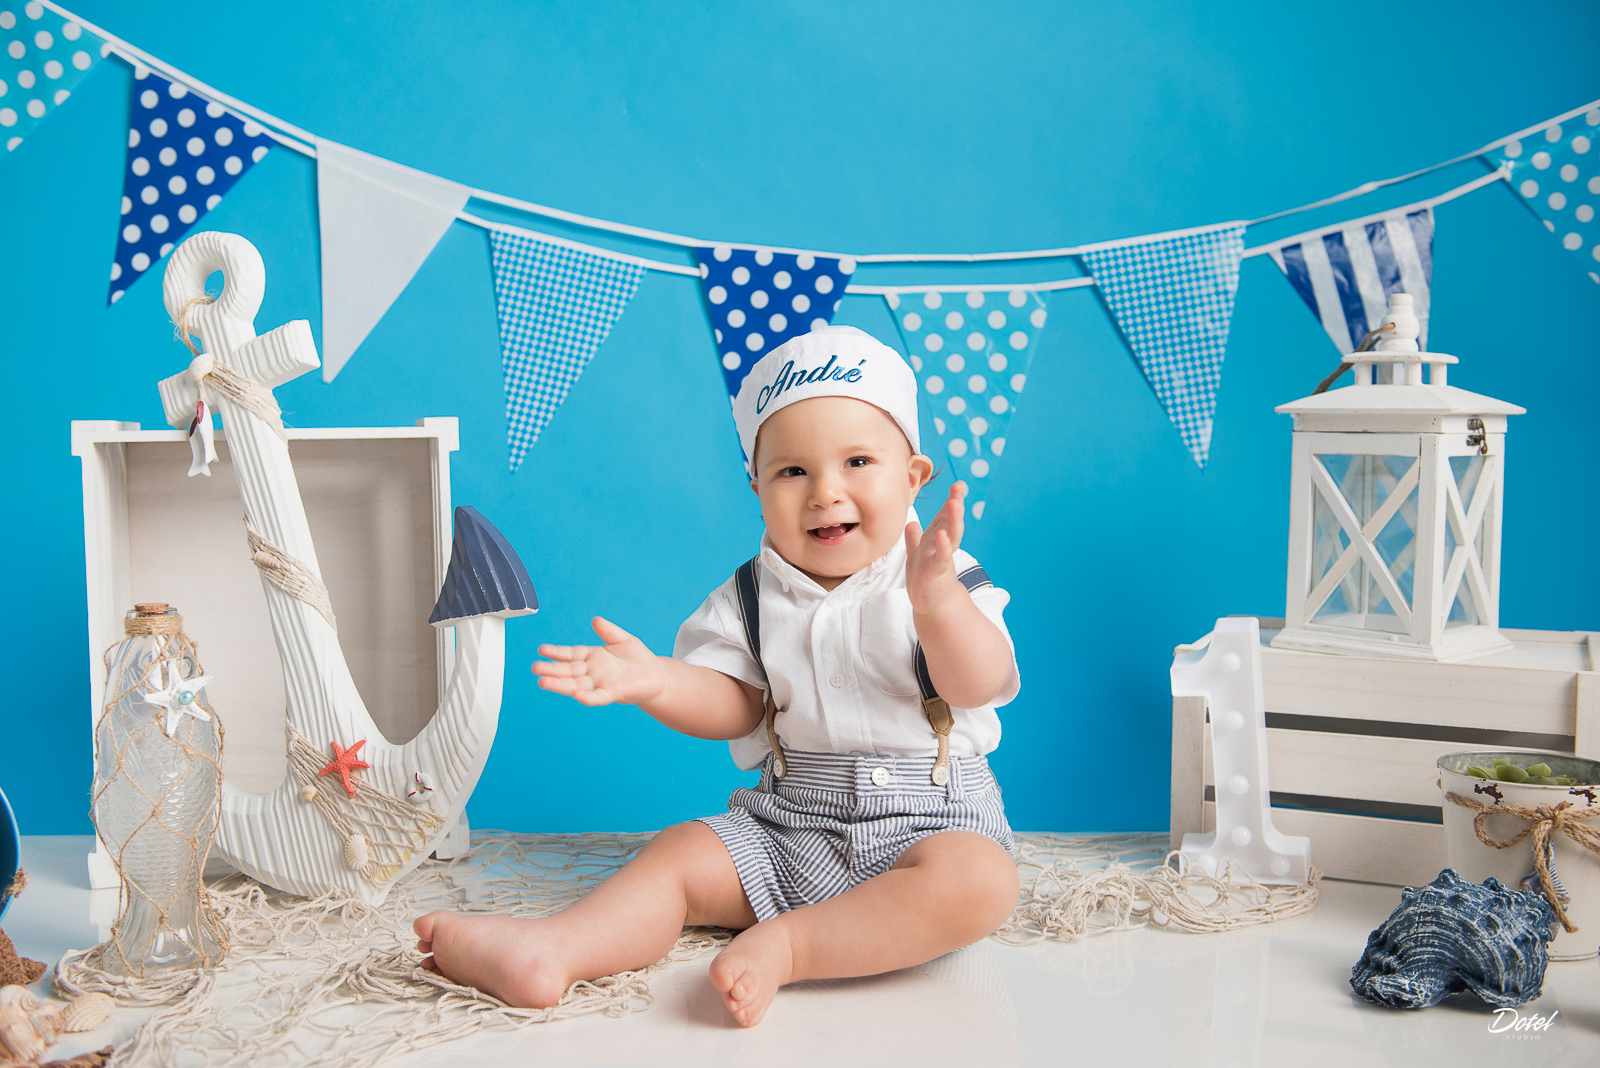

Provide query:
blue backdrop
left=3, top=0, right=1596, bottom=836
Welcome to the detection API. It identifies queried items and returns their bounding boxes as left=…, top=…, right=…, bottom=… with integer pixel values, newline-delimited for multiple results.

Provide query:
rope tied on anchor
left=1445, top=791, right=1600, bottom=933
left=174, top=295, right=289, bottom=443
left=245, top=522, right=338, bottom=632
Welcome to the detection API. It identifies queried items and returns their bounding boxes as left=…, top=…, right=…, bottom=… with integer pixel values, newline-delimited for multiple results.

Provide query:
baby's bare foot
left=413, top=911, right=571, bottom=1008
left=708, top=920, right=794, bottom=1027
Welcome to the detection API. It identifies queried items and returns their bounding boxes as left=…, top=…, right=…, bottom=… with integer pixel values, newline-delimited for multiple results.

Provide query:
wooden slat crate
left=1170, top=619, right=1600, bottom=886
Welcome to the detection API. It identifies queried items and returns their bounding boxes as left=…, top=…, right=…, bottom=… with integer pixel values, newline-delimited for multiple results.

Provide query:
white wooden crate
left=1170, top=618, right=1600, bottom=886
left=73, top=418, right=462, bottom=883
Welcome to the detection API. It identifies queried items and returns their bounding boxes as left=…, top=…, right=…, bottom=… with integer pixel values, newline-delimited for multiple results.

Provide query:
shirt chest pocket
left=857, top=590, right=922, bottom=698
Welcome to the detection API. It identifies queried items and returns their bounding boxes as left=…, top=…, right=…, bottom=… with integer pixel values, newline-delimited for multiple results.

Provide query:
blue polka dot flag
left=487, top=230, right=645, bottom=472
left=693, top=246, right=854, bottom=398
left=1486, top=108, right=1600, bottom=284
left=109, top=67, right=274, bottom=305
left=0, top=2, right=104, bottom=156
left=1079, top=222, right=1246, bottom=468
left=886, top=288, right=1049, bottom=520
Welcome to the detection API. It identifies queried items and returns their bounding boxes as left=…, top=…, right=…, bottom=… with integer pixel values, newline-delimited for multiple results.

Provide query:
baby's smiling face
left=750, top=396, right=933, bottom=590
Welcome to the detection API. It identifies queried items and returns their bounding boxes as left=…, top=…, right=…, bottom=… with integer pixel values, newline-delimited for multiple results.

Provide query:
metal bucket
left=1438, top=752, right=1600, bottom=962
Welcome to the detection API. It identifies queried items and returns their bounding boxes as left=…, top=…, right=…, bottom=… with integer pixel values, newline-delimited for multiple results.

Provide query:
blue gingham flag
left=1079, top=223, right=1245, bottom=468
left=0, top=3, right=105, bottom=155
left=886, top=288, right=1048, bottom=520
left=694, top=246, right=854, bottom=397
left=1267, top=208, right=1434, bottom=353
left=110, top=67, right=273, bottom=304
left=1487, top=108, right=1600, bottom=284
left=487, top=230, right=645, bottom=471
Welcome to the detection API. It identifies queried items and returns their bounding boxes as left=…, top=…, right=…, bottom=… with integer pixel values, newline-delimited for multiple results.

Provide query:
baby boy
left=414, top=325, right=1022, bottom=1026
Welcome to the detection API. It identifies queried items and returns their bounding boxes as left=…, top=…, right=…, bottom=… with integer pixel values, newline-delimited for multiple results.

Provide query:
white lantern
left=1271, top=294, right=1524, bottom=662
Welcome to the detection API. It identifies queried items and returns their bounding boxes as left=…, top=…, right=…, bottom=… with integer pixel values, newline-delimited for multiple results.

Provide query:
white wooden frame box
left=1171, top=618, right=1599, bottom=886
left=74, top=417, right=461, bottom=886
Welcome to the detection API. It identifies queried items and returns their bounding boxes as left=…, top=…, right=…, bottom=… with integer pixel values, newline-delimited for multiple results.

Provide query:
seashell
left=299, top=785, right=318, bottom=803
left=0, top=989, right=32, bottom=1014
left=406, top=771, right=435, bottom=803
left=63, top=992, right=115, bottom=1033
left=0, top=1004, right=45, bottom=1064
left=344, top=833, right=370, bottom=872
left=28, top=1000, right=64, bottom=1047
left=1351, top=868, right=1558, bottom=1009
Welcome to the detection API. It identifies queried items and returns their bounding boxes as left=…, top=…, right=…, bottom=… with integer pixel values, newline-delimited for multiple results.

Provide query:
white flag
left=315, top=139, right=471, bottom=382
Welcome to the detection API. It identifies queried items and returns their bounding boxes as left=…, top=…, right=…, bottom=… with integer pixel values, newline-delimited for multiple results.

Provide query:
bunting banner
left=487, top=230, right=645, bottom=471
left=694, top=246, right=854, bottom=398
left=1266, top=207, right=1435, bottom=353
left=886, top=288, right=1047, bottom=520
left=1080, top=223, right=1246, bottom=468
left=109, top=67, right=274, bottom=304
left=1487, top=109, right=1600, bottom=283
left=315, top=137, right=470, bottom=381
left=0, top=3, right=103, bottom=155
left=15, top=4, right=1594, bottom=474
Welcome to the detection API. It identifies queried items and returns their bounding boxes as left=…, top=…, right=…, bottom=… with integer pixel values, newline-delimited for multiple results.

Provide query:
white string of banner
left=39, top=0, right=1584, bottom=291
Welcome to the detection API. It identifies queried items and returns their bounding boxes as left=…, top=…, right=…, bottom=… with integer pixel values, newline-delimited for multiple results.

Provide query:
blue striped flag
left=1268, top=208, right=1434, bottom=353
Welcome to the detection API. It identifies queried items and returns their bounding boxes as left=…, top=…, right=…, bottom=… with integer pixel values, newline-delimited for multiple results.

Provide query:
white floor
left=6, top=834, right=1598, bottom=1067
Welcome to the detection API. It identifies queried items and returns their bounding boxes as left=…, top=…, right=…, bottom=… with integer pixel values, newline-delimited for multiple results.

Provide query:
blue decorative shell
left=1350, top=868, right=1558, bottom=1010
left=428, top=506, right=539, bottom=625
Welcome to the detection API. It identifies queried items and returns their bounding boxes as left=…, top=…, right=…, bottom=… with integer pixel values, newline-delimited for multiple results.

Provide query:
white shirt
left=673, top=527, right=1021, bottom=770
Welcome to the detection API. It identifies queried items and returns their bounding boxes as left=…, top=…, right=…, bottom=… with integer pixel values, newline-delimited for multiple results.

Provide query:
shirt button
left=829, top=674, right=845, bottom=688
left=870, top=767, right=891, bottom=787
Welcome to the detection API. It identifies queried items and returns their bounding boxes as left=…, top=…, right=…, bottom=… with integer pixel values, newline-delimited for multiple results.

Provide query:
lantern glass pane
left=1443, top=454, right=1488, bottom=629
left=1309, top=454, right=1417, bottom=634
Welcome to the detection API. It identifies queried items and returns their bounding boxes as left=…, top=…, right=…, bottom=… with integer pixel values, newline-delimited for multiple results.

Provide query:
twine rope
left=245, top=523, right=338, bottom=631
left=89, top=616, right=230, bottom=980
left=123, top=614, right=182, bottom=637
left=994, top=834, right=1321, bottom=943
left=1445, top=791, right=1600, bottom=932
left=52, top=831, right=1314, bottom=1068
left=287, top=722, right=444, bottom=885
left=174, top=295, right=289, bottom=444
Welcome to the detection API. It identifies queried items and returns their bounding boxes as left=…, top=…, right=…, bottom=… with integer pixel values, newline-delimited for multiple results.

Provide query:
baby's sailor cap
left=733, top=325, right=921, bottom=478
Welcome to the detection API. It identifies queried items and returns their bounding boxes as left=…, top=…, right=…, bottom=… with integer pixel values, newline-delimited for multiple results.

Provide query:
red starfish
left=317, top=739, right=371, bottom=799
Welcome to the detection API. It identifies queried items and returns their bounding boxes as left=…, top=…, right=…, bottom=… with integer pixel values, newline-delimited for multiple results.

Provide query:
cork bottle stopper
left=134, top=603, right=171, bottom=616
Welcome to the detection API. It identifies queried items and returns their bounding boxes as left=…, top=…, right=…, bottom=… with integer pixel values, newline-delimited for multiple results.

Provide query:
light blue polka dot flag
left=1486, top=108, right=1600, bottom=284
left=886, top=289, right=1047, bottom=520
left=694, top=246, right=854, bottom=398
left=1079, top=222, right=1246, bottom=468
left=109, top=67, right=274, bottom=305
left=0, top=2, right=105, bottom=156
left=487, top=230, right=645, bottom=472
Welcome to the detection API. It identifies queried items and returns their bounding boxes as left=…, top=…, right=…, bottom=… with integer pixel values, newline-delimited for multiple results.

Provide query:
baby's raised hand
left=903, top=481, right=967, bottom=617
left=532, top=617, right=667, bottom=707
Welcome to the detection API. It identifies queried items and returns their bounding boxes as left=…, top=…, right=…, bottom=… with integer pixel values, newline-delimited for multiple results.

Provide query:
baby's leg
left=709, top=830, right=1018, bottom=1026
left=414, top=820, right=754, bottom=1008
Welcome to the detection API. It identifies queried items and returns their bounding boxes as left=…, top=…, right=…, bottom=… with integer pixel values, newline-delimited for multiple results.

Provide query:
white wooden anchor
left=155, top=231, right=534, bottom=905
left=1170, top=617, right=1310, bottom=885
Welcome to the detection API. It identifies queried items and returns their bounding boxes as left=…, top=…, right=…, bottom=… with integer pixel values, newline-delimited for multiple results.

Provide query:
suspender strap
left=733, top=556, right=996, bottom=785
left=733, top=557, right=787, bottom=778
left=916, top=564, right=995, bottom=786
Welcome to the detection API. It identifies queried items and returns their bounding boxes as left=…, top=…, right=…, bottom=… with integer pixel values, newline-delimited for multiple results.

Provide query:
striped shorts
left=698, top=749, right=1015, bottom=922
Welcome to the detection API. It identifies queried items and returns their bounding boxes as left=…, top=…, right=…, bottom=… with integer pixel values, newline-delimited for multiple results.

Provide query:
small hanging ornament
left=186, top=396, right=218, bottom=478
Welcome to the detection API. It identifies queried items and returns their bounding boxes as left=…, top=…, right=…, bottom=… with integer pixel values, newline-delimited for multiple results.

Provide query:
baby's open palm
left=533, top=617, right=666, bottom=706
left=904, top=481, right=967, bottom=615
